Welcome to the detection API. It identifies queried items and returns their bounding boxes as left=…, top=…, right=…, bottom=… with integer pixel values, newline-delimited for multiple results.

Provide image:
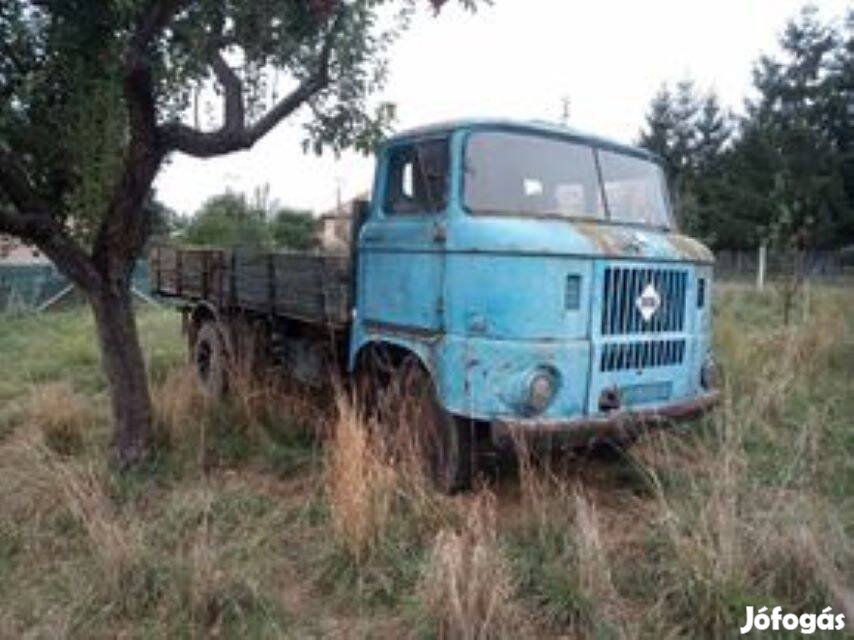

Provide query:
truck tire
left=399, top=360, right=473, bottom=494
left=193, top=321, right=228, bottom=399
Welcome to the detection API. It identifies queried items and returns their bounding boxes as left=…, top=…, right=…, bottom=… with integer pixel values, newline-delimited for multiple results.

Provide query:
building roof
left=317, top=191, right=371, bottom=221
left=384, top=118, right=658, bottom=162
left=0, top=237, right=49, bottom=265
left=318, top=211, right=351, bottom=221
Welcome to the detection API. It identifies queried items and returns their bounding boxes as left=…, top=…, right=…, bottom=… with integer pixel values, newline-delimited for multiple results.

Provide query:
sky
left=154, top=0, right=848, bottom=218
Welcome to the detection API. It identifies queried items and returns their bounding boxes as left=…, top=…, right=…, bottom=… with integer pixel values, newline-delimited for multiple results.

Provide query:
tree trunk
left=91, top=285, right=153, bottom=467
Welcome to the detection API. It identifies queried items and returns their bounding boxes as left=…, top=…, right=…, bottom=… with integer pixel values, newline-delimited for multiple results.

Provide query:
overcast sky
left=154, top=0, right=848, bottom=217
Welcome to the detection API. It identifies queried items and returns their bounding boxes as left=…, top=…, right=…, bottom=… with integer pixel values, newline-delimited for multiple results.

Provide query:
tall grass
left=420, top=491, right=521, bottom=639
left=27, top=382, right=93, bottom=455
left=325, top=393, right=397, bottom=562
left=0, top=286, right=852, bottom=638
left=623, top=285, right=854, bottom=635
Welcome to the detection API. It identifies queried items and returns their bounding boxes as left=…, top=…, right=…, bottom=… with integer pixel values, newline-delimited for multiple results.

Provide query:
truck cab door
left=358, top=137, right=449, bottom=334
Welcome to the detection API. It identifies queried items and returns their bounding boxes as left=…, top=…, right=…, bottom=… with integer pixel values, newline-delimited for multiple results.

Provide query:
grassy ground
left=0, top=283, right=852, bottom=639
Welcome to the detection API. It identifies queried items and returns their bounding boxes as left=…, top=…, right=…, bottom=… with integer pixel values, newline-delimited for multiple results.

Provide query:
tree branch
left=0, top=149, right=103, bottom=289
left=91, top=0, right=184, bottom=273
left=160, top=15, right=339, bottom=158
left=0, top=206, right=98, bottom=285
left=210, top=49, right=245, bottom=137
left=125, top=0, right=187, bottom=142
left=0, top=148, right=47, bottom=215
left=130, top=0, right=186, bottom=59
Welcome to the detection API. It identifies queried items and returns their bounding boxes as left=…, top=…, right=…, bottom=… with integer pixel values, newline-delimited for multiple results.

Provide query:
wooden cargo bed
left=149, top=246, right=352, bottom=327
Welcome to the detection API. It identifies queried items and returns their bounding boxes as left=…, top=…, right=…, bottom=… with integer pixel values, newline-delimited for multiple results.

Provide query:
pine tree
left=745, top=5, right=845, bottom=249
left=822, top=9, right=854, bottom=243
left=639, top=80, right=724, bottom=238
left=694, top=93, right=732, bottom=172
left=638, top=5, right=854, bottom=251
left=639, top=84, right=678, bottom=178
left=672, top=79, right=700, bottom=173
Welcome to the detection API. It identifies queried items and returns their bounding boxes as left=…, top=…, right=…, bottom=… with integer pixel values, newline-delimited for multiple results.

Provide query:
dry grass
left=420, top=491, right=521, bottom=639
left=48, top=453, right=141, bottom=586
left=508, top=443, right=631, bottom=637
left=324, top=383, right=463, bottom=567
left=226, top=324, right=328, bottom=439
left=572, top=487, right=624, bottom=631
left=1, top=434, right=140, bottom=590
left=27, top=382, right=93, bottom=456
left=151, top=364, right=207, bottom=441
left=325, top=392, right=397, bottom=563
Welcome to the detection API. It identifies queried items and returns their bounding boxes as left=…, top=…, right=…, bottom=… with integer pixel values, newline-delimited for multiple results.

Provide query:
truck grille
left=601, top=267, right=688, bottom=335
left=600, top=339, right=686, bottom=372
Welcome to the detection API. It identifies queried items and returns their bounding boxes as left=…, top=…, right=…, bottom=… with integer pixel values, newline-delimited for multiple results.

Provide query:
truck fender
left=351, top=338, right=437, bottom=387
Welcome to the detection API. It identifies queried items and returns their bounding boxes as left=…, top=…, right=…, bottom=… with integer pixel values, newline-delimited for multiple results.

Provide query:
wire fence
left=715, top=249, right=854, bottom=283
left=1, top=249, right=851, bottom=313
left=0, top=261, right=152, bottom=313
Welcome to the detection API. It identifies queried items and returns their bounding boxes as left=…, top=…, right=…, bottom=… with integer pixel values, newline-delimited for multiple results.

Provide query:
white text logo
left=740, top=606, right=845, bottom=635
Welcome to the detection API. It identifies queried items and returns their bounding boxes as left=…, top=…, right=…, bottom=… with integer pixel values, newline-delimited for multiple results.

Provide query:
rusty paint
left=667, top=233, right=714, bottom=263
left=491, top=389, right=720, bottom=450
left=573, top=222, right=625, bottom=255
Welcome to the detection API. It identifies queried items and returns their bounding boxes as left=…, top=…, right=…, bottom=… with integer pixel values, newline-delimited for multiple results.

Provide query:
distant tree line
left=639, top=6, right=854, bottom=252
left=152, top=189, right=318, bottom=250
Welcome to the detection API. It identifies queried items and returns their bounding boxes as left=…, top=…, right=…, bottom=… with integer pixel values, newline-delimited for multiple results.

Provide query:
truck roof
left=385, top=118, right=658, bottom=162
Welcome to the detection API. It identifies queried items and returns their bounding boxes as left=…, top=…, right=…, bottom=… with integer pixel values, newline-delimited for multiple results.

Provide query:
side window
left=384, top=138, right=449, bottom=214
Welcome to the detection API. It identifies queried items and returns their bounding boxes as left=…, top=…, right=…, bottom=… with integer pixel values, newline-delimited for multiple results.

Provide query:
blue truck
left=150, top=118, right=720, bottom=492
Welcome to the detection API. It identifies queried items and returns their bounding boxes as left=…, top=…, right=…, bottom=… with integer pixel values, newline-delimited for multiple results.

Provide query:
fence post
left=757, top=243, right=767, bottom=291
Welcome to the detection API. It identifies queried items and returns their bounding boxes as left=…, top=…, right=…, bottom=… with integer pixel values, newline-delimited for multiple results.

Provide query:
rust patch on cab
left=574, top=222, right=623, bottom=255
left=667, top=233, right=714, bottom=264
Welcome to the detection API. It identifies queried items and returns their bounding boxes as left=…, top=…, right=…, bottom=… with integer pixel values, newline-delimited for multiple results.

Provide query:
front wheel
left=396, top=360, right=473, bottom=493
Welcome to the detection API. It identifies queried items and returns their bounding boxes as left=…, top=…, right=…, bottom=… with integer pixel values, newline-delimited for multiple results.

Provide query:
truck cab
left=349, top=119, right=719, bottom=486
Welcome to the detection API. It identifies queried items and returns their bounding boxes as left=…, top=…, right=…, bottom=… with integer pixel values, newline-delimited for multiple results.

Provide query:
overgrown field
left=0, top=283, right=852, bottom=639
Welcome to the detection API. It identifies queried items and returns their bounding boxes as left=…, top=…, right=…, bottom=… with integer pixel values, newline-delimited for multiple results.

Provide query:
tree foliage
left=270, top=208, right=317, bottom=249
left=639, top=6, right=854, bottom=251
left=181, top=191, right=317, bottom=250
left=0, top=0, right=483, bottom=466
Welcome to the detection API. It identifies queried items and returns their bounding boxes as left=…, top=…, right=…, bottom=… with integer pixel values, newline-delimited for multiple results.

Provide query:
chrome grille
left=600, top=339, right=686, bottom=372
left=601, top=267, right=688, bottom=335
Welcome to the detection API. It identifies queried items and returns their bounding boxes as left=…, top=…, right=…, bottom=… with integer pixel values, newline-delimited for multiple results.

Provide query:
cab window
left=384, top=138, right=449, bottom=214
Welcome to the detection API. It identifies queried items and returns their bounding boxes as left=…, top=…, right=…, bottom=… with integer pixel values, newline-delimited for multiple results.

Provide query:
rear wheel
left=193, top=321, right=228, bottom=398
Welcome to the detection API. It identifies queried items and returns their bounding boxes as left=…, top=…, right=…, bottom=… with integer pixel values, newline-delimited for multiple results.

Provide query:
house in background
left=0, top=235, right=62, bottom=311
left=316, top=191, right=369, bottom=252
left=0, top=235, right=49, bottom=265
left=317, top=210, right=351, bottom=252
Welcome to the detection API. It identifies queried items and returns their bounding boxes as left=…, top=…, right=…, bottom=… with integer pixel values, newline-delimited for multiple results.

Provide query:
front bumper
left=490, top=389, right=720, bottom=450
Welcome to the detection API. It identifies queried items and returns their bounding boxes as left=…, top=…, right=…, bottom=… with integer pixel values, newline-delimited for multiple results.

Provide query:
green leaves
left=1, top=0, right=488, bottom=243
left=639, top=5, right=854, bottom=251
left=180, top=190, right=317, bottom=250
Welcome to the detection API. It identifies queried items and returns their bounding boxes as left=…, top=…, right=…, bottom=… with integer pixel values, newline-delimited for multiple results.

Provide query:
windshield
left=597, top=149, right=671, bottom=228
left=463, top=131, right=672, bottom=228
left=463, top=132, right=605, bottom=219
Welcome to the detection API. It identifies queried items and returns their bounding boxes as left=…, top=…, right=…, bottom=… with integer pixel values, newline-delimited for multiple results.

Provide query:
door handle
left=432, top=222, right=447, bottom=243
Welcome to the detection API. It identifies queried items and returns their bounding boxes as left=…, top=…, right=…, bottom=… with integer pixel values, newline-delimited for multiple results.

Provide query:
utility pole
left=757, top=243, right=767, bottom=291
left=561, top=96, right=571, bottom=125
left=334, top=174, right=344, bottom=215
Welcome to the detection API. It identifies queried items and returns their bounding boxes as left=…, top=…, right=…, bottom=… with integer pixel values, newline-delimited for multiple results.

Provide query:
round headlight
left=528, top=370, right=557, bottom=414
